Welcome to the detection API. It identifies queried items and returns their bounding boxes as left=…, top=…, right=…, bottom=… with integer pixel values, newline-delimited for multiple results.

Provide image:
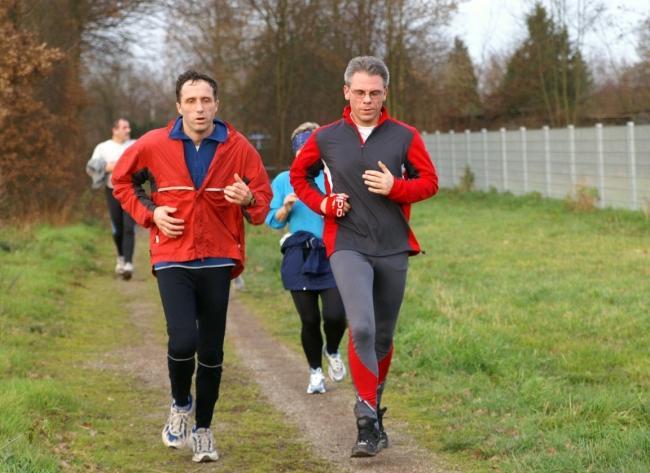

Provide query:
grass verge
left=0, top=224, right=332, bottom=472
left=239, top=189, right=650, bottom=472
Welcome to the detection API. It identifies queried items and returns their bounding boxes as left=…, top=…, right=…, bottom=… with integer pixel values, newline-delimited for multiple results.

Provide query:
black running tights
left=105, top=186, right=135, bottom=263
left=156, top=266, right=231, bottom=428
left=290, top=288, right=346, bottom=370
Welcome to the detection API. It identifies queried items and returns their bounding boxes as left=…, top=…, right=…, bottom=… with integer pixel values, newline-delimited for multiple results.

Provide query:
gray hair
left=344, top=56, right=390, bottom=87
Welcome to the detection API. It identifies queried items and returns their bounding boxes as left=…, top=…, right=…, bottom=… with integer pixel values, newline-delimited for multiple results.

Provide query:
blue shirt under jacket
left=154, top=117, right=233, bottom=272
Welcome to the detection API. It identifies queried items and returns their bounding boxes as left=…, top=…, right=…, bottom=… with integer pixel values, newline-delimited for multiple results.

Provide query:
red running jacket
left=112, top=120, right=272, bottom=278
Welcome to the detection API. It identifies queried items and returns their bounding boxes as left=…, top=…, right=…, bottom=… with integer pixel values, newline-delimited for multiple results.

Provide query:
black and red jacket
left=290, top=106, right=438, bottom=257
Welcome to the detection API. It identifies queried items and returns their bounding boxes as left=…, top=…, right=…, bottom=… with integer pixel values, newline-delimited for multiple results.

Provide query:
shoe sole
left=350, top=448, right=377, bottom=458
left=192, top=453, right=219, bottom=462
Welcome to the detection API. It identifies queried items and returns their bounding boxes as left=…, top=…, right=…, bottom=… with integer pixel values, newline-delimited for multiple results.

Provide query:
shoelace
left=330, top=355, right=344, bottom=372
left=195, top=430, right=212, bottom=453
left=169, top=409, right=188, bottom=435
left=310, top=372, right=323, bottom=385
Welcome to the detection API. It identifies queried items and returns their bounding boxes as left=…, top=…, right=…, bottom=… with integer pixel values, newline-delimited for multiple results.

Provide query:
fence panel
left=424, top=122, right=650, bottom=211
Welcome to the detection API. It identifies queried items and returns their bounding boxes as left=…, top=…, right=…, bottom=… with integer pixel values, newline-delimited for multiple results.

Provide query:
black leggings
left=105, top=186, right=135, bottom=263
left=156, top=266, right=231, bottom=428
left=290, top=288, right=346, bottom=370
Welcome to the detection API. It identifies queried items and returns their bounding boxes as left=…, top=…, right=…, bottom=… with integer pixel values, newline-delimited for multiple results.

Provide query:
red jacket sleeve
left=241, top=144, right=272, bottom=225
left=111, top=140, right=156, bottom=228
left=289, top=133, right=326, bottom=214
left=388, top=131, right=438, bottom=204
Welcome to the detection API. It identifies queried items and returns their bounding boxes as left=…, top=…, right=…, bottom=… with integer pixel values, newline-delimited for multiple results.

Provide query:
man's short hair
left=176, top=70, right=219, bottom=102
left=344, top=56, right=390, bottom=88
left=112, top=117, right=129, bottom=129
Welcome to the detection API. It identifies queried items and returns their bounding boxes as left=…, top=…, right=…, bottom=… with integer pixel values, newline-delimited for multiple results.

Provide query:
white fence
left=423, top=123, right=650, bottom=211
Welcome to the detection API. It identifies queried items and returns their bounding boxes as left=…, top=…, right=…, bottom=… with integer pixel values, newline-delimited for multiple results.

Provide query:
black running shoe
left=377, top=407, right=389, bottom=449
left=350, top=416, right=380, bottom=457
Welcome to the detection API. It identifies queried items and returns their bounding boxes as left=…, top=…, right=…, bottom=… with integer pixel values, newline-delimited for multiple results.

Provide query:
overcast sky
left=449, top=0, right=649, bottom=65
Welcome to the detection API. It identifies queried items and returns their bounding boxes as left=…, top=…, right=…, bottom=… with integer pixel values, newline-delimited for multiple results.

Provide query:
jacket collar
left=342, top=105, right=390, bottom=128
left=167, top=116, right=228, bottom=143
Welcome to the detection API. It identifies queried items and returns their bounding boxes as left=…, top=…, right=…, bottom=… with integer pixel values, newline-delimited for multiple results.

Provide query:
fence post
left=500, top=127, right=508, bottom=191
left=543, top=125, right=551, bottom=197
left=434, top=130, right=441, bottom=181
left=450, top=130, right=456, bottom=186
left=627, top=121, right=638, bottom=210
left=596, top=123, right=605, bottom=206
left=520, top=126, right=528, bottom=193
left=482, top=128, right=489, bottom=189
left=465, top=129, right=471, bottom=170
left=568, top=124, right=576, bottom=187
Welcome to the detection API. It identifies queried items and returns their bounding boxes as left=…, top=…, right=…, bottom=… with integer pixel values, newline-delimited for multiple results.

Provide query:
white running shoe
left=232, top=275, right=245, bottom=290
left=115, top=256, right=125, bottom=275
left=161, top=397, right=193, bottom=449
left=323, top=346, right=347, bottom=382
left=122, top=262, right=133, bottom=280
left=306, top=367, right=326, bottom=394
left=191, top=427, right=219, bottom=462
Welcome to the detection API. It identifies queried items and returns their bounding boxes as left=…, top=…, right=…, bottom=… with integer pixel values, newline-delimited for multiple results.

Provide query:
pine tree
left=498, top=2, right=591, bottom=126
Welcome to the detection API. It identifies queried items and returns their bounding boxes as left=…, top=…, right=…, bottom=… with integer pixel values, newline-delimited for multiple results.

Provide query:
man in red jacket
left=112, top=70, right=271, bottom=463
left=290, top=56, right=438, bottom=458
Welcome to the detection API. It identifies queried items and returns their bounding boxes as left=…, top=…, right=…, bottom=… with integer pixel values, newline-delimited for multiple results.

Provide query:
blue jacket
left=265, top=171, right=325, bottom=238
left=280, top=231, right=336, bottom=291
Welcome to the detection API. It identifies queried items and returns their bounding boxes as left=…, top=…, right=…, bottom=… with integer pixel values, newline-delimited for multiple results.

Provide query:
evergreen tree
left=498, top=2, right=590, bottom=126
left=438, top=37, right=482, bottom=130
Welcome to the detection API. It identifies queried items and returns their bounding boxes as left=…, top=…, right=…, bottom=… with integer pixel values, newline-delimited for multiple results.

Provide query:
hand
left=283, top=193, right=298, bottom=210
left=153, top=206, right=185, bottom=238
left=105, top=161, right=116, bottom=172
left=362, top=161, right=394, bottom=195
left=225, top=173, right=254, bottom=206
left=320, top=193, right=350, bottom=217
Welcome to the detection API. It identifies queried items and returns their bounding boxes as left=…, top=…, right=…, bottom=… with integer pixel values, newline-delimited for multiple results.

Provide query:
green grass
left=239, top=190, right=650, bottom=472
left=0, top=225, right=333, bottom=472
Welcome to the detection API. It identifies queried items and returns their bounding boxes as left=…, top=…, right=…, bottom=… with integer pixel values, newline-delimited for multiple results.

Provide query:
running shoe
left=191, top=427, right=219, bottom=463
left=232, top=275, right=245, bottom=290
left=350, top=416, right=380, bottom=457
left=378, top=407, right=389, bottom=449
left=122, top=262, right=133, bottom=280
left=306, top=367, right=326, bottom=394
left=322, top=345, right=346, bottom=382
left=161, top=396, right=193, bottom=449
left=115, top=256, right=125, bottom=275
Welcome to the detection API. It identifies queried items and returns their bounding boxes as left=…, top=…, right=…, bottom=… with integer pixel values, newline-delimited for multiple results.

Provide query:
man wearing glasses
left=290, top=56, right=438, bottom=457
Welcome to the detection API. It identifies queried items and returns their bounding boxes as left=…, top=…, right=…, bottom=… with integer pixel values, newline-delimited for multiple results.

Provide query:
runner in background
left=266, top=122, right=347, bottom=395
left=87, top=118, right=136, bottom=279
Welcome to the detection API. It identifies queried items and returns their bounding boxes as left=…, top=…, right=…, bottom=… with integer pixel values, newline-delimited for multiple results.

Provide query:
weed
left=565, top=179, right=599, bottom=212
left=458, top=165, right=475, bottom=192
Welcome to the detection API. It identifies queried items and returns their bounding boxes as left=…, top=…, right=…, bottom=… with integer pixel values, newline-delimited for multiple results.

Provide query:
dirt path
left=101, top=243, right=455, bottom=472
left=226, top=297, right=455, bottom=473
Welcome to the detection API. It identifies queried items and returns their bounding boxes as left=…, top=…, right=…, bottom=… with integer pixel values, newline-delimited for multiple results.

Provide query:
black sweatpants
left=156, top=266, right=231, bottom=428
left=290, top=287, right=346, bottom=370
left=105, top=186, right=135, bottom=263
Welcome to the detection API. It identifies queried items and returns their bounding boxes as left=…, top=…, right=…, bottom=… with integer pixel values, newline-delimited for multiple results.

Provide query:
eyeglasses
left=349, top=89, right=385, bottom=100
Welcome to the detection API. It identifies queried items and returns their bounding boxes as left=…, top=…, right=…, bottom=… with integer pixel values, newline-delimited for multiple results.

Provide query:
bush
left=457, top=165, right=475, bottom=192
left=565, top=180, right=599, bottom=212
